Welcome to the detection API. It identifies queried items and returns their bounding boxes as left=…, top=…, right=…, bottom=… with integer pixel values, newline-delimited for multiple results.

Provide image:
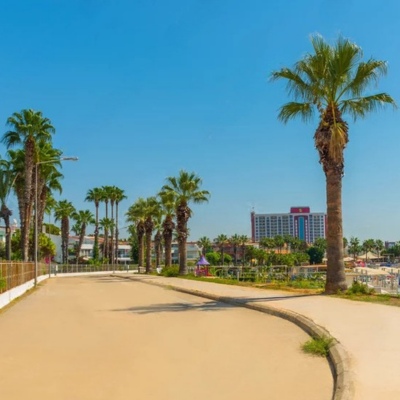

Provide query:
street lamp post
left=34, top=157, right=78, bottom=286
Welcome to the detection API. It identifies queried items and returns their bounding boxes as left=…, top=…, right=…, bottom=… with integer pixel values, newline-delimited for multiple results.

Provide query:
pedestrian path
left=115, top=274, right=400, bottom=400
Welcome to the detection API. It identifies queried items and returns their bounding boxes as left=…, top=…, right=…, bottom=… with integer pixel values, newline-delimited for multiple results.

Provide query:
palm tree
left=85, top=187, right=103, bottom=261
left=348, top=237, right=361, bottom=261
left=271, top=35, right=395, bottom=293
left=0, top=159, right=18, bottom=260
left=259, top=237, right=276, bottom=251
left=228, top=234, right=241, bottom=265
left=143, top=197, right=161, bottom=274
left=126, top=198, right=147, bottom=270
left=214, top=234, right=229, bottom=266
left=362, top=239, right=376, bottom=263
left=2, top=109, right=55, bottom=260
left=113, top=187, right=127, bottom=265
left=239, top=235, right=249, bottom=266
left=72, top=210, right=95, bottom=263
left=54, top=200, right=76, bottom=264
left=159, top=191, right=176, bottom=267
left=100, top=186, right=112, bottom=260
left=374, top=239, right=384, bottom=259
left=274, top=235, right=285, bottom=253
left=160, top=170, right=210, bottom=275
left=99, top=217, right=114, bottom=262
left=197, top=236, right=212, bottom=256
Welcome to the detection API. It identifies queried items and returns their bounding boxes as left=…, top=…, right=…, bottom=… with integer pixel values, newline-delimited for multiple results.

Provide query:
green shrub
left=347, top=281, right=374, bottom=295
left=302, top=336, right=333, bottom=357
left=161, top=265, right=180, bottom=277
left=0, top=276, right=6, bottom=290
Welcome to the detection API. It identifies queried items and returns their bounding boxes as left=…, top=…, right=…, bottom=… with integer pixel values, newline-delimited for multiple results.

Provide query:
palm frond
left=278, top=102, right=313, bottom=123
left=340, top=93, right=397, bottom=120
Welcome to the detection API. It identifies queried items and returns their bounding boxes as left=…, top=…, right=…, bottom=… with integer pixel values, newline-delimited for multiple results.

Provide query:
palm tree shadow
left=112, top=300, right=233, bottom=315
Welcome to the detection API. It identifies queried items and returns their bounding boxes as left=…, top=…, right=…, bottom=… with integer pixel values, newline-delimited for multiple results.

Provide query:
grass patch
left=302, top=336, right=333, bottom=357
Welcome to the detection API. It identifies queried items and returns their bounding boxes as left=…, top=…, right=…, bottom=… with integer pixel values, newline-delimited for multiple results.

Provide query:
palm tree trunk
left=93, top=203, right=99, bottom=260
left=177, top=202, right=190, bottom=275
left=162, top=216, right=175, bottom=267
left=154, top=230, right=161, bottom=268
left=115, top=203, right=119, bottom=267
left=145, top=217, right=153, bottom=274
left=110, top=202, right=114, bottom=264
left=324, top=167, right=347, bottom=293
left=137, top=223, right=145, bottom=269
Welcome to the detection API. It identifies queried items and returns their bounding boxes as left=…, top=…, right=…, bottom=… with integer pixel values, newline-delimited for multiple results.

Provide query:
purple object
left=196, top=255, right=210, bottom=266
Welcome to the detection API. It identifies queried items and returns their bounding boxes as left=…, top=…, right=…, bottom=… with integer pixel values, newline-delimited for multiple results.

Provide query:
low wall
left=0, top=275, right=48, bottom=310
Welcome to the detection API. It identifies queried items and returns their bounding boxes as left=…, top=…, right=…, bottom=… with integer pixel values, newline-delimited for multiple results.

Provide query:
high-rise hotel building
left=251, top=207, right=326, bottom=243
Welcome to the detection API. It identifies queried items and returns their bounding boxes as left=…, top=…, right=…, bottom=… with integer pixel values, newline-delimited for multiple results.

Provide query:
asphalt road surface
left=0, top=276, right=333, bottom=399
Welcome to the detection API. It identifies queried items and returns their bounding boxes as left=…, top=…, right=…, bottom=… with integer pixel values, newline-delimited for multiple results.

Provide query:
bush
left=347, top=281, right=374, bottom=295
left=161, top=265, right=180, bottom=277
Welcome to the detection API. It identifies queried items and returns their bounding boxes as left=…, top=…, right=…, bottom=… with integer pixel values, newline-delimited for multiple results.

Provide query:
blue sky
left=1, top=0, right=400, bottom=242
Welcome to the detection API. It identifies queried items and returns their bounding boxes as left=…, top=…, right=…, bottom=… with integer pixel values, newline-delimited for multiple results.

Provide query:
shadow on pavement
left=111, top=300, right=233, bottom=315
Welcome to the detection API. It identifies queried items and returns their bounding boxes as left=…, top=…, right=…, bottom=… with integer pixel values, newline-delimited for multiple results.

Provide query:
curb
left=114, top=274, right=354, bottom=400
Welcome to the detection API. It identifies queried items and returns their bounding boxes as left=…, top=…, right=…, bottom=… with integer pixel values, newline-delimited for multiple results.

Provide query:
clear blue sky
left=1, top=0, right=399, bottom=242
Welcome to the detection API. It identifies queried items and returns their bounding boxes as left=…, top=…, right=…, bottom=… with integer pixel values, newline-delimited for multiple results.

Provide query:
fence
left=0, top=262, right=38, bottom=294
left=0, top=262, right=137, bottom=295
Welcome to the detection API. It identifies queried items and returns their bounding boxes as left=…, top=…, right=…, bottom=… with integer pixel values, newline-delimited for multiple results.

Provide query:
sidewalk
left=115, top=274, right=400, bottom=400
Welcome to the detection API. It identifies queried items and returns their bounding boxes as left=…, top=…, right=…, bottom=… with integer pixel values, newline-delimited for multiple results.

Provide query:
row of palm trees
left=126, top=170, right=210, bottom=275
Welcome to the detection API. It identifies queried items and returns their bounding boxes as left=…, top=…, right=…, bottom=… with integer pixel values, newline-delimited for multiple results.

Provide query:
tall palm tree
left=271, top=35, right=396, bottom=293
left=85, top=187, right=103, bottom=261
left=0, top=159, right=18, bottom=260
left=160, top=170, right=210, bottom=275
left=99, top=217, right=114, bottom=263
left=126, top=198, right=147, bottom=270
left=274, top=235, right=285, bottom=253
left=348, top=237, right=361, bottom=261
left=159, top=191, right=176, bottom=268
left=54, top=200, right=76, bottom=264
left=72, top=210, right=95, bottom=263
left=214, top=234, right=229, bottom=266
left=374, top=239, right=384, bottom=259
left=229, top=234, right=241, bottom=265
left=362, top=239, right=376, bottom=263
left=239, top=235, right=249, bottom=266
left=100, top=186, right=112, bottom=259
left=142, top=197, right=161, bottom=274
left=2, top=109, right=55, bottom=260
left=197, top=236, right=212, bottom=256
left=113, top=187, right=127, bottom=265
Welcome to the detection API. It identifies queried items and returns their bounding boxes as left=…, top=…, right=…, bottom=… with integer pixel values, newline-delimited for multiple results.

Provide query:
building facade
left=251, top=207, right=326, bottom=243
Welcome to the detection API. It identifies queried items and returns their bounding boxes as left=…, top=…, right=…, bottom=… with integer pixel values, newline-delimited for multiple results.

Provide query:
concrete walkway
left=0, top=276, right=333, bottom=400
left=115, top=274, right=400, bottom=400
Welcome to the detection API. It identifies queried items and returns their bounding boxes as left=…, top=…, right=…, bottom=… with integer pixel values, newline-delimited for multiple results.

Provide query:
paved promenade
left=115, top=274, right=400, bottom=400
left=0, top=275, right=332, bottom=400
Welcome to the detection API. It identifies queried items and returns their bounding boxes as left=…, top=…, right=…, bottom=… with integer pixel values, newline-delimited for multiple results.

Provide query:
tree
left=143, top=197, right=161, bottom=274
left=348, top=237, right=361, bottom=261
left=259, top=237, right=276, bottom=251
left=113, top=187, right=127, bottom=265
left=274, top=235, right=285, bottom=253
left=2, top=109, right=55, bottom=260
left=239, top=235, right=249, bottom=266
left=229, top=234, right=241, bottom=265
left=126, top=198, right=147, bottom=270
left=0, top=159, right=18, bottom=260
left=374, top=239, right=384, bottom=259
left=314, top=238, right=327, bottom=252
left=307, top=246, right=325, bottom=264
left=214, top=234, right=229, bottom=266
left=159, top=191, right=175, bottom=268
left=99, top=217, right=114, bottom=262
left=72, top=210, right=95, bottom=263
left=54, top=200, right=76, bottom=264
left=85, top=187, right=103, bottom=261
left=160, top=170, right=210, bottom=275
left=197, top=236, right=212, bottom=256
left=362, top=239, right=376, bottom=263
left=271, top=35, right=395, bottom=293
